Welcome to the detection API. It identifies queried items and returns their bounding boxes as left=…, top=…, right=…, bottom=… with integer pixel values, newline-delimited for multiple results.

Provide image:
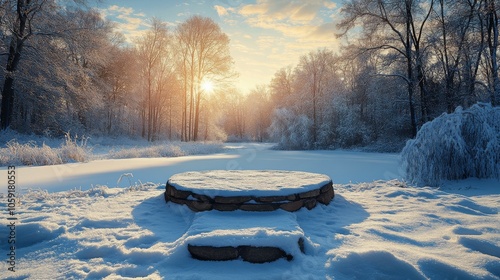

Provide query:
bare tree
left=175, top=15, right=233, bottom=141
left=246, top=85, right=272, bottom=142
left=484, top=0, right=500, bottom=105
left=1, top=0, right=50, bottom=129
left=270, top=66, right=294, bottom=108
left=136, top=19, right=170, bottom=141
left=433, top=0, right=484, bottom=112
left=338, top=0, right=434, bottom=137
left=100, top=45, right=137, bottom=135
left=295, top=49, right=335, bottom=146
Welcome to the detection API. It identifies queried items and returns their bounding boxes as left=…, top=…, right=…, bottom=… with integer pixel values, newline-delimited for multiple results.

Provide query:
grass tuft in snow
left=15, top=183, right=160, bottom=202
left=0, top=132, right=224, bottom=166
left=0, top=132, right=90, bottom=166
left=3, top=140, right=62, bottom=166
left=59, top=132, right=90, bottom=163
left=106, top=141, right=224, bottom=159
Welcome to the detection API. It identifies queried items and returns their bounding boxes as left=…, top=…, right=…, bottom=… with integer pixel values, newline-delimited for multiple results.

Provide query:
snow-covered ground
left=0, top=143, right=499, bottom=279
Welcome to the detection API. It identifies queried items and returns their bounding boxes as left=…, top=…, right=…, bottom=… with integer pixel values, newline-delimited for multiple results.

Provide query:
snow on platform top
left=167, top=170, right=332, bottom=197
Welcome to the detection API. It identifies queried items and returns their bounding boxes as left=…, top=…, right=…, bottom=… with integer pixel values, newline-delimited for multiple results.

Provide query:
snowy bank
left=0, top=181, right=498, bottom=279
left=0, top=135, right=225, bottom=167
left=0, top=144, right=498, bottom=279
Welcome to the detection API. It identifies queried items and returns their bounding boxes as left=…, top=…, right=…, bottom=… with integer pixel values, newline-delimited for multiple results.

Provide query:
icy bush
left=401, top=103, right=500, bottom=186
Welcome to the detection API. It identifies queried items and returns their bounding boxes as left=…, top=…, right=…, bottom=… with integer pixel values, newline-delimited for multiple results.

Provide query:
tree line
left=228, top=0, right=500, bottom=151
left=0, top=0, right=233, bottom=142
left=1, top=0, right=499, bottom=150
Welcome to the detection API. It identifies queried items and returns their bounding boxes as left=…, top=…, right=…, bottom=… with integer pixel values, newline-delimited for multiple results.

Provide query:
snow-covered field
left=1, top=143, right=499, bottom=279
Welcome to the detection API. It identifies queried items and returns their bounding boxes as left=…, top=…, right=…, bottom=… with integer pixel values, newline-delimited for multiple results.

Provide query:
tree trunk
left=1, top=76, right=16, bottom=130
left=1, top=0, right=30, bottom=130
left=193, top=84, right=201, bottom=141
left=487, top=0, right=500, bottom=106
left=406, top=1, right=417, bottom=137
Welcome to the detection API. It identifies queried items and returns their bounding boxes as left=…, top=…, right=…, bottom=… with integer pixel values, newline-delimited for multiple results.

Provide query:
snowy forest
left=1, top=0, right=500, bottom=151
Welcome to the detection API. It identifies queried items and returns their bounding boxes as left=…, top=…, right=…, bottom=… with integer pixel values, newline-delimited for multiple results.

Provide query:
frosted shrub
left=401, top=103, right=500, bottom=186
left=335, top=107, right=372, bottom=148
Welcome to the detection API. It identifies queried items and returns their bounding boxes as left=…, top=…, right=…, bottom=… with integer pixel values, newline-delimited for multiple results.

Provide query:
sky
left=95, top=0, right=343, bottom=94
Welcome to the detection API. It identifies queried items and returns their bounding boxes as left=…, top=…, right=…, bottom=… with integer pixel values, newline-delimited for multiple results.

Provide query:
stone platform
left=165, top=170, right=334, bottom=212
left=164, top=170, right=334, bottom=263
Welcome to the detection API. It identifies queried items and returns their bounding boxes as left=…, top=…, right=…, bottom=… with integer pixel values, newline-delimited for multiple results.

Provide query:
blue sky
left=95, top=0, right=343, bottom=93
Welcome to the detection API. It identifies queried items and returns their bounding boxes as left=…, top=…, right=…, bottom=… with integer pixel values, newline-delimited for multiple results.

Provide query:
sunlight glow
left=201, top=79, right=214, bottom=93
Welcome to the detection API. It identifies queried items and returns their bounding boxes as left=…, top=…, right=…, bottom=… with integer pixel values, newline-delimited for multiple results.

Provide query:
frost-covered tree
left=0, top=0, right=104, bottom=131
left=3, top=6, right=113, bottom=135
left=338, top=0, right=435, bottom=136
left=269, top=108, right=313, bottom=150
left=294, top=49, right=336, bottom=146
left=401, top=103, right=500, bottom=186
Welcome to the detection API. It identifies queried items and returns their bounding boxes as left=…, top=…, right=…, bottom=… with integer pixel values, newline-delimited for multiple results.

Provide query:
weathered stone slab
left=316, top=187, right=335, bottom=205
left=214, top=195, right=253, bottom=204
left=298, top=237, right=305, bottom=254
left=255, top=195, right=289, bottom=203
left=191, top=193, right=212, bottom=202
left=279, top=200, right=304, bottom=212
left=298, top=189, right=321, bottom=199
left=187, top=245, right=292, bottom=263
left=186, top=200, right=213, bottom=212
left=166, top=184, right=192, bottom=199
left=188, top=245, right=239, bottom=261
left=169, top=197, right=189, bottom=205
left=213, top=203, right=240, bottom=211
left=320, top=182, right=333, bottom=193
left=239, top=203, right=278, bottom=212
left=238, top=246, right=290, bottom=263
left=304, top=199, right=317, bottom=210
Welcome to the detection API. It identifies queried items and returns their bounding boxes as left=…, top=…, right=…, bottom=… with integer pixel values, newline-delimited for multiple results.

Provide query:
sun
left=201, top=79, right=214, bottom=93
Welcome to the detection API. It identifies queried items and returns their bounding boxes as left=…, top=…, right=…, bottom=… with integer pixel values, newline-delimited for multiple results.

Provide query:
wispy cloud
left=214, top=5, right=229, bottom=16
left=108, top=5, right=134, bottom=15
left=100, top=5, right=150, bottom=43
left=224, top=0, right=340, bottom=91
left=238, top=0, right=338, bottom=43
left=239, top=0, right=336, bottom=22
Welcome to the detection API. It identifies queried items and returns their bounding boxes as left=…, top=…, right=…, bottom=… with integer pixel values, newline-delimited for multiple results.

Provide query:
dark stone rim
left=188, top=244, right=294, bottom=263
left=165, top=181, right=334, bottom=212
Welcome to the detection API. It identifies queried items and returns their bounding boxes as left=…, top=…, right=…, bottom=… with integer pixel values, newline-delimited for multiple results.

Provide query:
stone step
left=185, top=210, right=308, bottom=263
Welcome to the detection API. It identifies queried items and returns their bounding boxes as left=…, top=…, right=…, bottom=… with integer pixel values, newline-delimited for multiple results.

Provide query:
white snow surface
left=168, top=170, right=331, bottom=196
left=0, top=143, right=499, bottom=279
